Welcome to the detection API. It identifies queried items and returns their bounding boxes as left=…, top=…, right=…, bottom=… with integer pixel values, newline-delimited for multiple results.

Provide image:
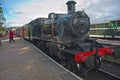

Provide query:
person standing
left=9, top=30, right=15, bottom=43
left=0, top=31, right=2, bottom=46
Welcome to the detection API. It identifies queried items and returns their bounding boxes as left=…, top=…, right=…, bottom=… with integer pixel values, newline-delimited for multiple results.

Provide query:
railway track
left=102, top=59, right=120, bottom=66
left=85, top=69, right=120, bottom=80
left=101, top=60, right=120, bottom=78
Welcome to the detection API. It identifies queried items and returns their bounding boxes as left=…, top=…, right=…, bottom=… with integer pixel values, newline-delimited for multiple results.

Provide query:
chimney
left=66, top=0, right=76, bottom=14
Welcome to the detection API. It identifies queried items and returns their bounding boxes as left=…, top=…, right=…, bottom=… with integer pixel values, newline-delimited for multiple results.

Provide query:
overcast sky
left=1, top=0, right=120, bottom=27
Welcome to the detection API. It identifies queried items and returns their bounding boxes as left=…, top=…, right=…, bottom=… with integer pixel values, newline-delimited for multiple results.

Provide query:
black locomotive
left=16, top=1, right=118, bottom=77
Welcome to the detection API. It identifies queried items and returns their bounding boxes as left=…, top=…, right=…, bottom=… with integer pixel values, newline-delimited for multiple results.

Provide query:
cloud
left=3, top=0, right=120, bottom=27
left=85, top=0, right=120, bottom=23
left=13, top=11, right=23, bottom=14
left=5, top=0, right=67, bottom=27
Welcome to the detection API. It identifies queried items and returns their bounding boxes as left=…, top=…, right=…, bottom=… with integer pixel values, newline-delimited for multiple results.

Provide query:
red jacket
left=9, top=31, right=14, bottom=38
left=0, top=33, right=2, bottom=38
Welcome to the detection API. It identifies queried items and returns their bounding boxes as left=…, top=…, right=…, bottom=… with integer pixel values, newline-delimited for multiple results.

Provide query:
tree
left=0, top=3, right=6, bottom=26
left=0, top=3, right=7, bottom=37
left=0, top=25, right=6, bottom=31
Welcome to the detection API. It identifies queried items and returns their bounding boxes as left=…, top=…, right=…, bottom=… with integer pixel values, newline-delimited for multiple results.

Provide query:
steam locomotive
left=16, top=1, right=118, bottom=77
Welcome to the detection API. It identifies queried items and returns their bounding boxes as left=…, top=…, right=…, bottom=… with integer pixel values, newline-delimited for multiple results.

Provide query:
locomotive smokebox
left=66, top=0, right=76, bottom=14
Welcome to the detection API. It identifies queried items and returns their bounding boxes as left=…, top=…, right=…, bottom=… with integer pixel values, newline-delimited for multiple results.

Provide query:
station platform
left=0, top=37, right=83, bottom=80
left=97, top=39, right=120, bottom=46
